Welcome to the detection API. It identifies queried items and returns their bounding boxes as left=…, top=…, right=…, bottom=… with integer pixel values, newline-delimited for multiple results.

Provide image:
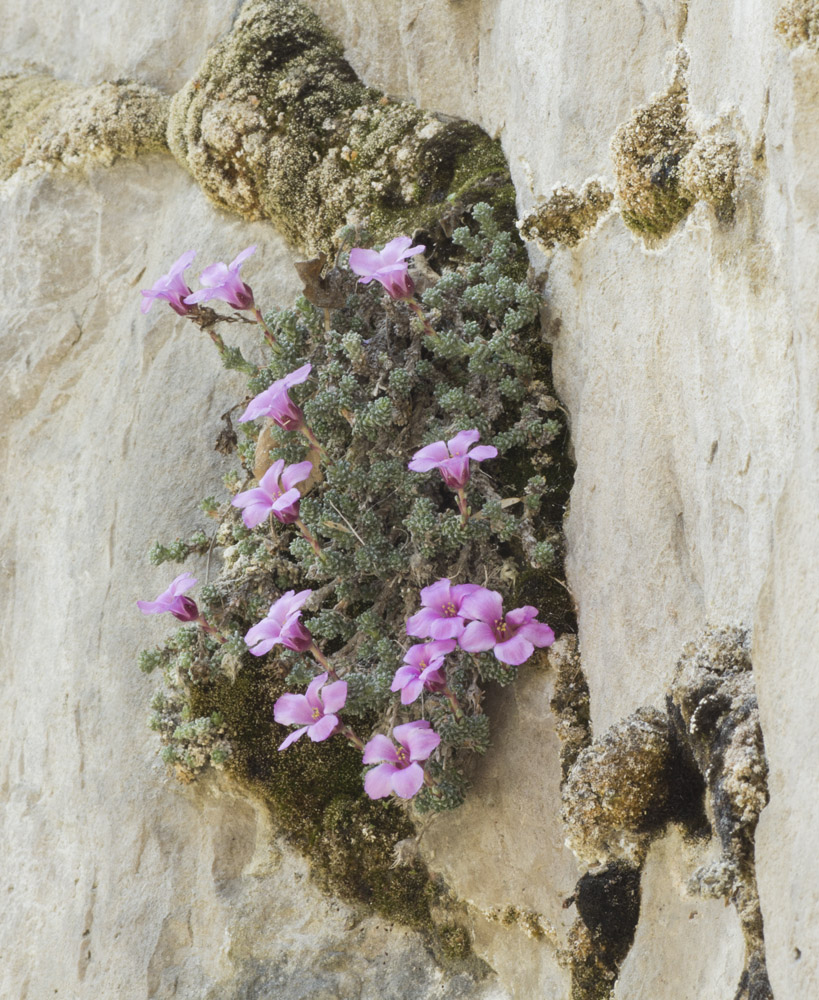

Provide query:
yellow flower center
left=442, top=602, right=457, bottom=617
left=312, top=707, right=321, bottom=719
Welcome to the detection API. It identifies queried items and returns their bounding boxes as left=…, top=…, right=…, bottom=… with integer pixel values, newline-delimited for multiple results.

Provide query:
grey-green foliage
left=143, top=204, right=572, bottom=800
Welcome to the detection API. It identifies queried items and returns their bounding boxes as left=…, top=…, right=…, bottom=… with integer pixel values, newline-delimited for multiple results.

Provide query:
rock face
left=2, top=1, right=818, bottom=999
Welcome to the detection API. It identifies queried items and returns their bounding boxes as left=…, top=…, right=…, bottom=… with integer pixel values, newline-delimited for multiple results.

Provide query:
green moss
left=168, top=0, right=513, bottom=253
left=611, top=88, right=696, bottom=239
left=518, top=179, right=614, bottom=253
left=190, top=665, right=433, bottom=926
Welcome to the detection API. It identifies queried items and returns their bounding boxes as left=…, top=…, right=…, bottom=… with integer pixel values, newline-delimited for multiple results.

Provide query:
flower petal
left=283, top=362, right=312, bottom=388
left=408, top=440, right=449, bottom=472
left=447, top=429, right=481, bottom=455
left=465, top=445, right=498, bottom=463
left=364, top=762, right=399, bottom=799
left=271, top=487, right=301, bottom=514
left=245, top=620, right=280, bottom=656
left=419, top=578, right=452, bottom=606
left=258, top=460, right=285, bottom=495
left=305, top=672, right=329, bottom=709
left=505, top=605, right=539, bottom=628
left=362, top=734, right=400, bottom=765
left=280, top=460, right=313, bottom=492
left=348, top=247, right=384, bottom=278
left=401, top=725, right=441, bottom=762
left=406, top=607, right=442, bottom=638
left=459, top=587, right=503, bottom=624
left=458, top=620, right=497, bottom=652
left=391, top=665, right=419, bottom=691
left=274, top=693, right=314, bottom=726
left=494, top=634, right=534, bottom=665
left=400, top=678, right=424, bottom=705
left=390, top=762, right=425, bottom=799
left=278, top=727, right=308, bottom=750
left=229, top=245, right=257, bottom=271
left=308, top=714, right=338, bottom=742
left=320, top=679, right=347, bottom=715
left=518, top=622, right=556, bottom=648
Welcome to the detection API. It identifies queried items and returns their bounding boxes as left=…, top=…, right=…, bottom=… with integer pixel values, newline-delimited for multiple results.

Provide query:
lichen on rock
left=0, top=74, right=169, bottom=181
left=775, top=0, right=819, bottom=49
left=562, top=707, right=678, bottom=871
left=670, top=625, right=772, bottom=999
left=517, top=179, right=613, bottom=253
left=167, top=0, right=512, bottom=254
left=679, top=132, right=740, bottom=218
left=610, top=84, right=697, bottom=239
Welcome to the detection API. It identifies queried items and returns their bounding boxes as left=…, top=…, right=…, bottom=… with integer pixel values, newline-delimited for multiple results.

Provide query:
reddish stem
left=251, top=307, right=277, bottom=349
left=296, top=519, right=322, bottom=557
left=404, top=297, right=436, bottom=336
left=308, top=642, right=339, bottom=681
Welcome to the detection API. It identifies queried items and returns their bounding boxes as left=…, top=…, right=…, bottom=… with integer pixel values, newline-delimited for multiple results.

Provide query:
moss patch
left=0, top=74, right=168, bottom=181
left=518, top=179, right=613, bottom=253
left=611, top=86, right=696, bottom=239
left=168, top=0, right=514, bottom=253
left=190, top=664, right=435, bottom=928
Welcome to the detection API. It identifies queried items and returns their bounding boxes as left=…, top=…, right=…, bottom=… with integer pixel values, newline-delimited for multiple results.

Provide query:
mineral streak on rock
left=610, top=85, right=697, bottom=239
left=167, top=0, right=512, bottom=254
left=670, top=625, right=772, bottom=1000
left=775, top=0, right=819, bottom=49
left=517, top=179, right=614, bottom=253
left=0, top=74, right=169, bottom=181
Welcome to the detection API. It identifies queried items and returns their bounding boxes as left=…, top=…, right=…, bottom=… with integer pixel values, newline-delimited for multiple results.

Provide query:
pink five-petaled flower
left=390, top=639, right=456, bottom=705
left=245, top=589, right=313, bottom=656
left=363, top=721, right=440, bottom=800
left=137, top=572, right=199, bottom=622
left=140, top=250, right=196, bottom=316
left=408, top=429, right=497, bottom=491
left=237, top=363, right=312, bottom=429
left=406, top=578, right=482, bottom=641
left=184, top=245, right=257, bottom=311
left=273, top=672, right=348, bottom=750
left=349, top=236, right=425, bottom=300
left=231, top=460, right=313, bottom=529
left=458, top=587, right=555, bottom=666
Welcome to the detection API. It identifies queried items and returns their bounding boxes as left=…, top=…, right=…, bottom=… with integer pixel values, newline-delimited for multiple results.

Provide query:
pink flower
left=391, top=639, right=456, bottom=705
left=273, top=672, right=348, bottom=750
left=140, top=250, right=196, bottom=316
left=349, top=236, right=425, bottom=300
left=363, top=721, right=440, bottom=799
left=406, top=578, right=482, bottom=640
left=458, top=588, right=555, bottom=666
left=137, top=572, right=199, bottom=621
left=232, top=460, right=312, bottom=528
left=237, top=363, right=312, bottom=429
left=408, top=430, right=497, bottom=490
left=245, top=589, right=313, bottom=656
left=184, top=246, right=257, bottom=310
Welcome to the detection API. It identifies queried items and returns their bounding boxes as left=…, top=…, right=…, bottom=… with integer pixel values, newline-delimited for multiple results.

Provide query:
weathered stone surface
left=0, top=160, right=502, bottom=999
left=614, top=827, right=746, bottom=999
left=2, top=1, right=819, bottom=998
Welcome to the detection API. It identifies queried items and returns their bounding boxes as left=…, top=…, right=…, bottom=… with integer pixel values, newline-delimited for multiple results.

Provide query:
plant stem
left=296, top=519, right=322, bottom=557
left=405, top=297, right=436, bottom=336
left=339, top=724, right=364, bottom=752
left=251, top=306, right=277, bottom=349
left=456, top=488, right=469, bottom=525
left=309, top=642, right=339, bottom=680
left=197, top=615, right=226, bottom=644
